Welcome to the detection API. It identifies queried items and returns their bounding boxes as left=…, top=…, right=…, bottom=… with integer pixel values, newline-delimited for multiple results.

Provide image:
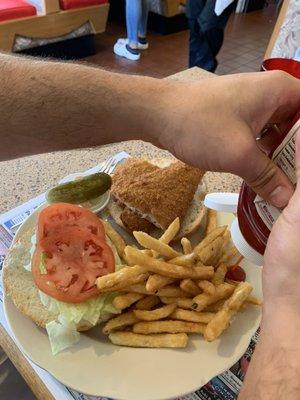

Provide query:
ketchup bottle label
left=254, top=119, right=300, bottom=230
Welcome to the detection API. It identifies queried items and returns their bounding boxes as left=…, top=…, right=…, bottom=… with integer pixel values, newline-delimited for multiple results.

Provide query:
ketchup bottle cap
left=230, top=218, right=264, bottom=266
left=204, top=193, right=238, bottom=213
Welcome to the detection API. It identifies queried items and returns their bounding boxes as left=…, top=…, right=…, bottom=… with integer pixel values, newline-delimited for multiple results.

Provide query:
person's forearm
left=0, top=53, right=175, bottom=161
left=239, top=303, right=300, bottom=399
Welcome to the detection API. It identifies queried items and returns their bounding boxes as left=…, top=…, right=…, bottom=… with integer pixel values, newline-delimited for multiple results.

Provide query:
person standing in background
left=186, top=0, right=237, bottom=72
left=114, top=0, right=149, bottom=61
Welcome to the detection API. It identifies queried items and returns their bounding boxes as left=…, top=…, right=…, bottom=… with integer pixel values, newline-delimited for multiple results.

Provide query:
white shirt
left=214, top=0, right=236, bottom=16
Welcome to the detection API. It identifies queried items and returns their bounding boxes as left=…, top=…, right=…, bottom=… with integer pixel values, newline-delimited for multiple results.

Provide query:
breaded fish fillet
left=120, top=207, right=155, bottom=233
left=111, top=158, right=204, bottom=230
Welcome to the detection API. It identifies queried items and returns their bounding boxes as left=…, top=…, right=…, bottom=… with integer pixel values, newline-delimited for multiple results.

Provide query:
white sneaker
left=137, top=38, right=149, bottom=50
left=117, top=38, right=149, bottom=51
left=113, top=40, right=140, bottom=61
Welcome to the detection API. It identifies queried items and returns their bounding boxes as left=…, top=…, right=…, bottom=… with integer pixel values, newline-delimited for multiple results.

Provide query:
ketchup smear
left=225, top=256, right=246, bottom=282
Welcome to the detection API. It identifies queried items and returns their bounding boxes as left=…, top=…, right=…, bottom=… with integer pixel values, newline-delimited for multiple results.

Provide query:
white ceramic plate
left=3, top=210, right=262, bottom=400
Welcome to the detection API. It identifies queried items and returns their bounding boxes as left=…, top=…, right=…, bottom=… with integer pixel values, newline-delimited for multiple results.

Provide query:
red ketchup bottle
left=231, top=58, right=300, bottom=265
left=231, top=112, right=300, bottom=265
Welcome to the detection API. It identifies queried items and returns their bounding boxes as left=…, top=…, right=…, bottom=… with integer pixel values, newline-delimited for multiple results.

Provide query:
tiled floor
left=86, top=3, right=279, bottom=78
left=0, top=350, right=35, bottom=400
left=216, top=6, right=277, bottom=75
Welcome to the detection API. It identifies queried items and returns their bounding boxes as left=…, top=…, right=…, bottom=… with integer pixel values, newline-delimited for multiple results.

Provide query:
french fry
left=99, top=274, right=149, bottom=293
left=96, top=265, right=148, bottom=292
left=159, top=217, right=180, bottom=244
left=204, top=309, right=232, bottom=342
left=159, top=297, right=178, bottom=305
left=160, top=297, right=194, bottom=309
left=146, top=274, right=175, bottom=293
left=133, top=320, right=206, bottom=334
left=198, top=237, right=224, bottom=266
left=160, top=296, right=187, bottom=305
left=203, top=299, right=226, bottom=312
left=103, top=220, right=126, bottom=258
left=125, top=284, right=150, bottom=295
left=141, top=249, right=154, bottom=257
left=103, top=311, right=139, bottom=334
left=218, top=247, right=239, bottom=265
left=128, top=284, right=189, bottom=298
left=151, top=217, right=181, bottom=258
left=226, top=282, right=253, bottom=310
left=212, top=263, right=228, bottom=286
left=113, top=293, right=144, bottom=310
left=194, top=226, right=227, bottom=254
left=177, top=298, right=194, bottom=309
left=221, top=229, right=231, bottom=248
left=181, top=237, right=192, bottom=254
left=192, top=283, right=235, bottom=312
left=198, top=280, right=216, bottom=296
left=206, top=209, right=217, bottom=235
left=135, top=295, right=160, bottom=310
left=109, top=332, right=188, bottom=348
left=169, top=253, right=198, bottom=267
left=125, top=246, right=214, bottom=279
left=133, top=231, right=180, bottom=259
left=234, top=255, right=244, bottom=266
left=180, top=279, right=201, bottom=296
left=133, top=304, right=176, bottom=321
left=204, top=282, right=252, bottom=341
left=171, top=308, right=215, bottom=323
left=156, top=285, right=188, bottom=298
left=246, top=295, right=262, bottom=306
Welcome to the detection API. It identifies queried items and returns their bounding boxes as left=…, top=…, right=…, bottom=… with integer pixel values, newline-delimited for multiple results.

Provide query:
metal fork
left=99, top=157, right=117, bottom=174
left=98, top=156, right=122, bottom=175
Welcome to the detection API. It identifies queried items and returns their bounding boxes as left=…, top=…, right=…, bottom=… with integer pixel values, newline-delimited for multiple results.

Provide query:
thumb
left=280, top=130, right=300, bottom=217
left=242, top=145, right=294, bottom=208
left=294, top=130, right=300, bottom=194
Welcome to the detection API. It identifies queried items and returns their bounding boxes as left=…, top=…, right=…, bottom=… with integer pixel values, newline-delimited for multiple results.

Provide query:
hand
left=263, top=132, right=300, bottom=314
left=158, top=71, right=300, bottom=208
left=238, top=132, right=300, bottom=400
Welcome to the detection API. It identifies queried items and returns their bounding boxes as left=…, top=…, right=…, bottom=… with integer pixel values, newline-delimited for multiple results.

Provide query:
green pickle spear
left=46, top=172, right=112, bottom=204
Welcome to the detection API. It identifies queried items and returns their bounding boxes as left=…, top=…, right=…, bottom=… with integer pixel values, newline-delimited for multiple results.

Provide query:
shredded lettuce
left=40, top=291, right=120, bottom=354
left=46, top=317, right=80, bottom=355
left=39, top=291, right=120, bottom=326
left=24, top=234, right=37, bottom=272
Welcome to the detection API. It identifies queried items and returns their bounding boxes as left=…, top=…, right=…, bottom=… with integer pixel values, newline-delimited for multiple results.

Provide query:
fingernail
left=269, top=186, right=293, bottom=208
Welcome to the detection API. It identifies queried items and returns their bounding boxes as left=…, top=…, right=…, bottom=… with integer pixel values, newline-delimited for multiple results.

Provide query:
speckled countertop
left=0, top=67, right=241, bottom=215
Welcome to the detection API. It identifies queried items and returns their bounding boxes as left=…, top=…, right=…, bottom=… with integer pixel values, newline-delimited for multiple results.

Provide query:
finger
left=267, top=73, right=300, bottom=124
left=279, top=130, right=300, bottom=219
left=241, top=144, right=294, bottom=208
left=244, top=71, right=300, bottom=135
left=295, top=131, right=300, bottom=190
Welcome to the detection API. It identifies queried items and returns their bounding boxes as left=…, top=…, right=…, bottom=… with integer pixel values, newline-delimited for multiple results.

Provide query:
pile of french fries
left=99, top=210, right=261, bottom=349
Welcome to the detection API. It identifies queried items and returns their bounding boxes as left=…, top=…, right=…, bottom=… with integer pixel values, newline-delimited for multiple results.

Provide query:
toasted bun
left=3, top=228, right=58, bottom=329
left=108, top=157, right=207, bottom=240
left=3, top=228, right=109, bottom=331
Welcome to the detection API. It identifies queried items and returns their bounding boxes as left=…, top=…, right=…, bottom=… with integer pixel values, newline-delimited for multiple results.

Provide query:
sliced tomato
left=37, top=203, right=105, bottom=241
left=32, top=228, right=115, bottom=303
